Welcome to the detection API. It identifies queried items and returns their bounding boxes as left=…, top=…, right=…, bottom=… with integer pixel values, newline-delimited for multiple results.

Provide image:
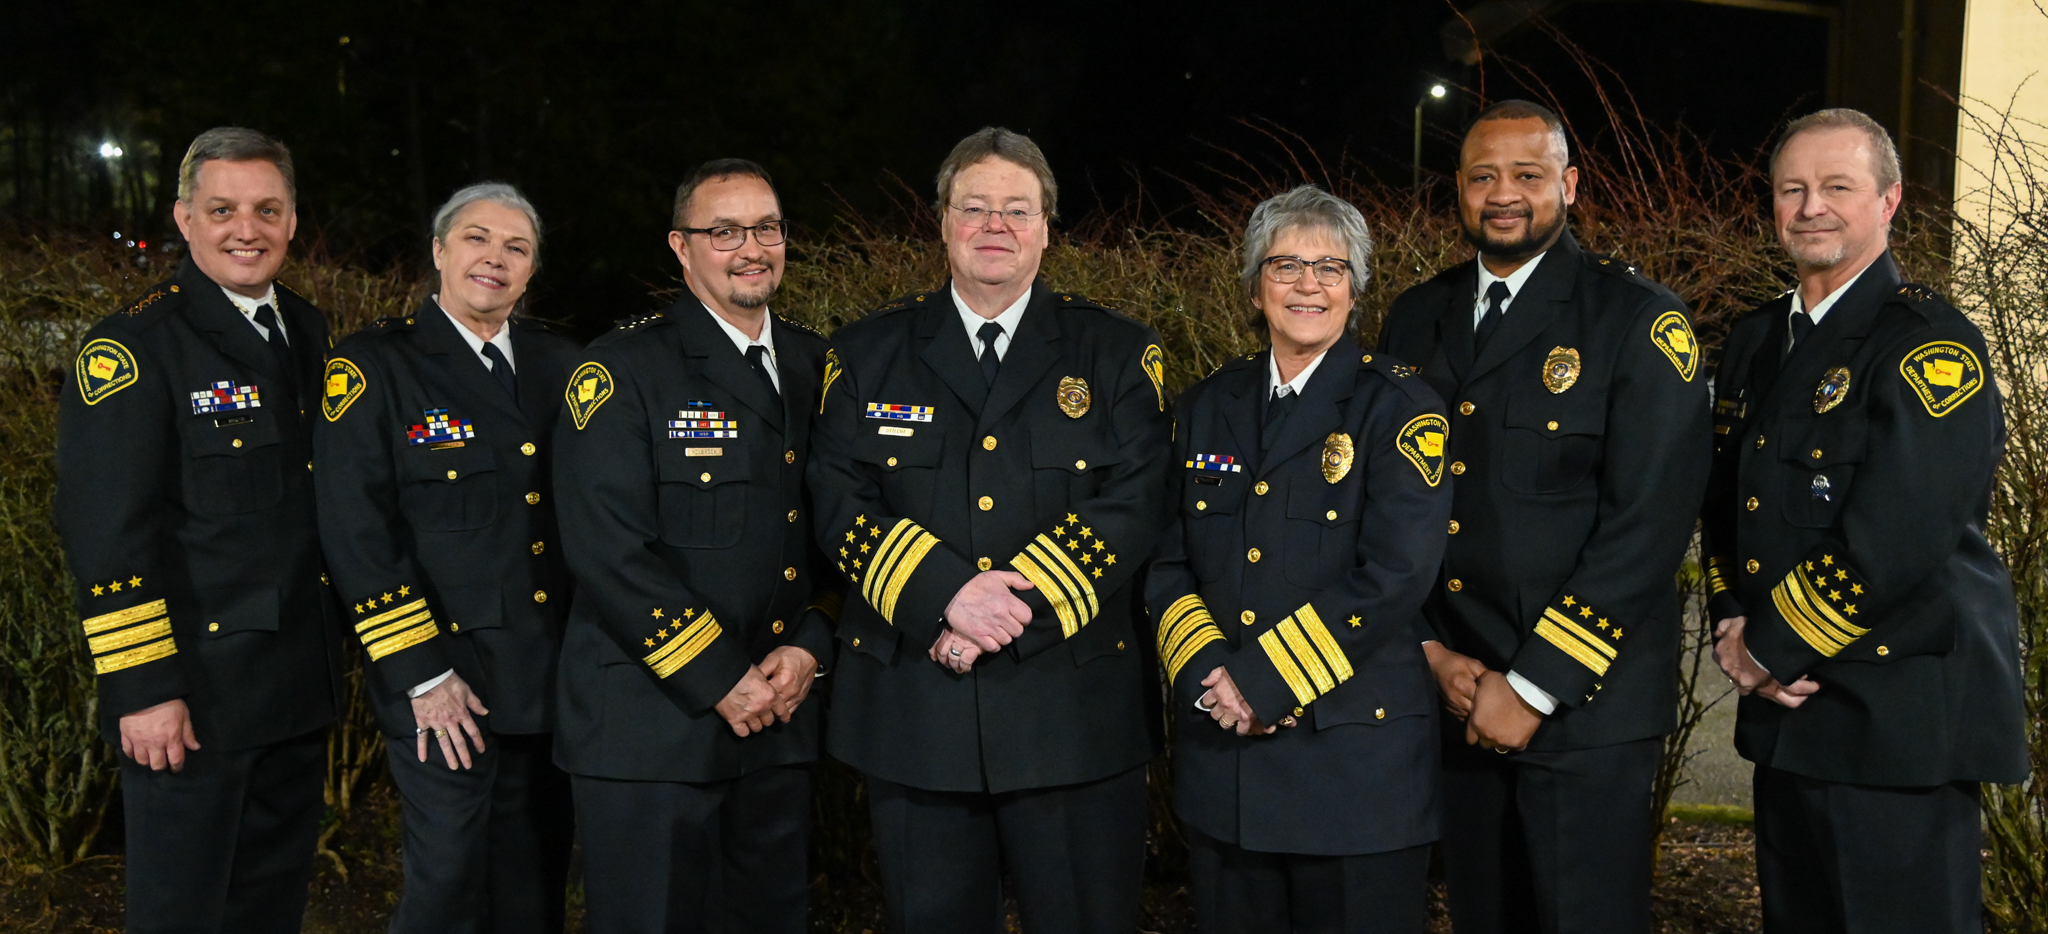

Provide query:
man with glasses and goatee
left=806, top=127, right=1172, bottom=934
left=55, top=127, right=344, bottom=933
left=552, top=159, right=840, bottom=934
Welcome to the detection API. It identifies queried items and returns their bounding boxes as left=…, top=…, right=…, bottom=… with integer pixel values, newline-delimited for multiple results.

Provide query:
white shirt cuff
left=409, top=669, right=455, bottom=698
left=1505, top=670, right=1559, bottom=715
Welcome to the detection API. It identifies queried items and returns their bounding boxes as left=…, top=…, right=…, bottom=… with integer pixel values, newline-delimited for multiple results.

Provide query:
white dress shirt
left=704, top=305, right=780, bottom=392
left=1269, top=345, right=1329, bottom=398
left=221, top=285, right=287, bottom=345
left=1472, top=251, right=1549, bottom=330
left=952, top=284, right=1032, bottom=361
left=1785, top=260, right=1874, bottom=353
left=436, top=298, right=516, bottom=375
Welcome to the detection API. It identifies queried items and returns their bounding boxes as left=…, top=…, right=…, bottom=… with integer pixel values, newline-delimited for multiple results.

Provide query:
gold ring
left=434, top=728, right=448, bottom=738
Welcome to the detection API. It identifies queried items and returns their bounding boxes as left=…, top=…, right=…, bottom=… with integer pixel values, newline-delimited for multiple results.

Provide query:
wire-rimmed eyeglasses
left=948, top=204, right=1045, bottom=229
left=676, top=219, right=791, bottom=251
left=1261, top=255, right=1352, bottom=287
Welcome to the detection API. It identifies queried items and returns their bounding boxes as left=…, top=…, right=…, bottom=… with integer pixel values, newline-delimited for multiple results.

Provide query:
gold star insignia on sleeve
left=1843, top=605, right=1857, bottom=616
left=1562, top=596, right=1576, bottom=606
left=1612, top=627, right=1624, bottom=639
left=91, top=584, right=104, bottom=597
left=644, top=638, right=655, bottom=647
left=398, top=585, right=410, bottom=597
left=870, top=526, right=881, bottom=537
left=854, top=515, right=866, bottom=526
left=129, top=576, right=142, bottom=587
left=1828, top=589, right=1841, bottom=601
left=1092, top=568, right=1104, bottom=578
left=1851, top=583, right=1863, bottom=595
left=1066, top=513, right=1078, bottom=523
left=1805, top=561, right=1815, bottom=571
left=1078, top=553, right=1092, bottom=564
left=1596, top=619, right=1609, bottom=629
left=657, top=627, right=668, bottom=637
left=1348, top=615, right=1361, bottom=628
left=859, top=542, right=872, bottom=553
left=854, top=558, right=863, bottom=568
left=1079, top=527, right=1093, bottom=538
left=1821, top=554, right=1834, bottom=565
left=682, top=607, right=695, bottom=618
left=1052, top=525, right=1066, bottom=536
left=1579, top=606, right=1593, bottom=618
left=1092, top=540, right=1105, bottom=551
left=354, top=602, right=364, bottom=613
left=1106, top=554, right=1117, bottom=565
left=652, top=608, right=664, bottom=618
left=381, top=592, right=394, bottom=604
left=846, top=531, right=856, bottom=542
left=1067, top=539, right=1080, bottom=550
left=1835, top=569, right=1847, bottom=581
left=108, top=580, right=122, bottom=592
left=839, top=547, right=848, bottom=557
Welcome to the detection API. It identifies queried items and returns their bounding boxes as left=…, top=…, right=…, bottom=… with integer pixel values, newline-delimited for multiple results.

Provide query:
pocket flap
left=658, top=442, right=751, bottom=487
left=198, top=586, right=280, bottom=637
left=183, top=410, right=282, bottom=457
left=838, top=615, right=901, bottom=663
left=1310, top=661, right=1434, bottom=729
left=1183, top=473, right=1242, bottom=516
left=851, top=431, right=942, bottom=470
left=1777, top=416, right=1868, bottom=467
left=400, top=440, right=499, bottom=483
left=1286, top=479, right=1361, bottom=526
left=1503, top=389, right=1608, bottom=436
left=440, top=585, right=504, bottom=634
left=1030, top=432, right=1122, bottom=474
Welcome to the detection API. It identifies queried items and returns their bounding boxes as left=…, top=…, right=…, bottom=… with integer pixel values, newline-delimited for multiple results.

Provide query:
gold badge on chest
left=1057, top=376, right=1091, bottom=418
left=1813, top=367, right=1851, bottom=413
left=1542, top=346, right=1581, bottom=394
left=1322, top=432, right=1355, bottom=484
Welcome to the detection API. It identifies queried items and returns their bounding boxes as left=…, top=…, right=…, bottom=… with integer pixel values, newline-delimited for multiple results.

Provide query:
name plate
left=877, top=426, right=915, bottom=437
left=685, top=447, right=723, bottom=457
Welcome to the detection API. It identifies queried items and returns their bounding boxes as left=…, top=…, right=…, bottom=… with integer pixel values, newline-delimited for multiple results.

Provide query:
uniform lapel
left=1438, top=262, right=1479, bottom=381
left=1221, top=354, right=1263, bottom=464
left=676, top=295, right=784, bottom=433
left=277, top=291, right=327, bottom=407
left=1257, top=345, right=1360, bottom=479
left=178, top=260, right=289, bottom=387
left=509, top=320, right=556, bottom=422
left=979, top=283, right=1061, bottom=429
left=1466, top=231, right=1580, bottom=385
left=414, top=300, right=528, bottom=429
left=1757, top=254, right=1901, bottom=420
left=770, top=317, right=814, bottom=427
left=916, top=291, right=989, bottom=417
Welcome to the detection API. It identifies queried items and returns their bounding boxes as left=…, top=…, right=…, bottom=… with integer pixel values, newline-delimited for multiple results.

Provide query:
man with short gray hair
left=56, top=126, right=343, bottom=933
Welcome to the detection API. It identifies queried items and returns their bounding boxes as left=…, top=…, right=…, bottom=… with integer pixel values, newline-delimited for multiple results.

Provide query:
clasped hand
left=1712, top=616, right=1819, bottom=708
left=716, top=645, right=819, bottom=737
left=1423, top=642, right=1542, bottom=752
left=928, top=570, right=1035, bottom=674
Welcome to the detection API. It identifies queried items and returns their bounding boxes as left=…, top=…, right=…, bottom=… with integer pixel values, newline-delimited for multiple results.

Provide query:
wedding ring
left=434, top=728, right=448, bottom=738
left=1495, top=746, right=1509, bottom=754
left=415, top=726, right=427, bottom=735
left=950, top=648, right=962, bottom=657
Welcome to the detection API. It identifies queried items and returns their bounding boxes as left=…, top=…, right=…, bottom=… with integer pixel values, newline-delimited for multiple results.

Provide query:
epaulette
left=274, top=279, right=308, bottom=304
left=1586, top=252, right=1642, bottom=277
left=117, top=280, right=183, bottom=318
left=1893, top=283, right=1943, bottom=304
left=1357, top=350, right=1439, bottom=403
left=774, top=313, right=828, bottom=340
left=613, top=311, right=669, bottom=331
left=367, top=315, right=411, bottom=331
left=1051, top=291, right=1111, bottom=312
left=866, top=292, right=932, bottom=317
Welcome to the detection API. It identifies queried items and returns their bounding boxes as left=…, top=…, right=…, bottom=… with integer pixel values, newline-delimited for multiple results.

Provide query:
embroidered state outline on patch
left=1396, top=413, right=1449, bottom=487
left=76, top=338, right=139, bottom=405
left=1141, top=344, right=1166, bottom=411
left=1650, top=311, right=1698, bottom=382
left=322, top=358, right=366, bottom=421
left=566, top=362, right=614, bottom=430
left=1898, top=340, right=1983, bottom=417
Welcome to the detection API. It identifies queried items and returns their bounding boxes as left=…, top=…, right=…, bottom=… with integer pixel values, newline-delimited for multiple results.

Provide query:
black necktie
left=745, top=345, right=780, bottom=397
left=1785, top=311, right=1815, bottom=361
left=1263, top=387, right=1297, bottom=451
left=251, top=303, right=297, bottom=399
left=480, top=342, right=519, bottom=403
left=977, top=322, right=1005, bottom=385
left=1474, top=281, right=1511, bottom=355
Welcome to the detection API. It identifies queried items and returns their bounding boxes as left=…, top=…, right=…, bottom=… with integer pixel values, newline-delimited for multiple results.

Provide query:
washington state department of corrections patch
left=566, top=362, right=614, bottom=430
left=1650, top=311, right=1698, bottom=382
left=1396, top=413, right=1449, bottom=487
left=1141, top=344, right=1166, bottom=411
left=322, top=358, right=366, bottom=421
left=818, top=349, right=843, bottom=414
left=76, top=338, right=139, bottom=405
left=1898, top=341, right=1983, bottom=417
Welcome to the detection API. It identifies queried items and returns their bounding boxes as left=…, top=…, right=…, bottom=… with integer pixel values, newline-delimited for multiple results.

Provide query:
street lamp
left=1413, top=83, right=1447, bottom=192
left=97, top=141, right=123, bottom=159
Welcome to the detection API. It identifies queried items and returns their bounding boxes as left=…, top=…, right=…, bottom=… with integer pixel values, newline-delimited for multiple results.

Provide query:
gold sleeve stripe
left=1293, top=604, right=1354, bottom=684
left=863, top=520, right=940, bottom=624
left=1166, top=629, right=1223, bottom=682
left=88, top=619, right=172, bottom=655
left=82, top=599, right=170, bottom=635
left=1156, top=594, right=1224, bottom=682
left=357, top=598, right=429, bottom=632
left=361, top=609, right=433, bottom=645
left=366, top=620, right=438, bottom=661
left=1541, top=608, right=1618, bottom=660
left=807, top=591, right=846, bottom=621
left=881, top=534, right=939, bottom=624
left=1028, top=534, right=1101, bottom=618
left=1011, top=552, right=1079, bottom=637
left=1277, top=620, right=1337, bottom=695
left=1534, top=617, right=1613, bottom=675
left=1705, top=557, right=1732, bottom=596
left=1257, top=628, right=1319, bottom=707
left=1793, top=566, right=1870, bottom=639
left=1772, top=583, right=1849, bottom=656
left=94, top=637, right=177, bottom=675
left=647, top=615, right=723, bottom=678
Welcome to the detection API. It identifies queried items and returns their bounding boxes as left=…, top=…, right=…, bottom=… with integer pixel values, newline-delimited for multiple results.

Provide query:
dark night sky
left=6, top=0, right=1828, bottom=334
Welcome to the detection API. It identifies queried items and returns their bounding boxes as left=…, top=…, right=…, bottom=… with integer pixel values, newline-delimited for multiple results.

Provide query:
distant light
left=98, top=141, right=123, bottom=159
left=125, top=240, right=135, bottom=248
left=137, top=241, right=148, bottom=249
left=1430, top=84, right=1447, bottom=99
left=339, top=35, right=351, bottom=45
left=112, top=231, right=121, bottom=239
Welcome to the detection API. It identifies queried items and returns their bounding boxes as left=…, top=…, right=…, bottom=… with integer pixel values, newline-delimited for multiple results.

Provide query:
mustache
left=1481, top=205, right=1533, bottom=221
left=1786, top=219, right=1844, bottom=233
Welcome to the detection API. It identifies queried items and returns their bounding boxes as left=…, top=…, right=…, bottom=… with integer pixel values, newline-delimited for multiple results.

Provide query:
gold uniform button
left=1375, top=708, right=1386, bottom=720
left=784, top=567, right=798, bottom=580
left=1247, top=547, right=1262, bottom=563
left=320, top=572, right=330, bottom=584
left=1450, top=461, right=1466, bottom=475
left=451, top=623, right=460, bottom=632
left=531, top=542, right=545, bottom=554
left=1755, top=434, right=1767, bottom=449
left=1240, top=610, right=1256, bottom=625
left=1117, top=641, right=1126, bottom=650
left=785, top=450, right=796, bottom=464
left=1361, top=354, right=1372, bottom=363
left=208, top=622, right=220, bottom=632
left=534, top=590, right=548, bottom=603
left=1449, top=520, right=1461, bottom=534
left=979, top=495, right=994, bottom=511
left=1326, top=510, right=1338, bottom=521
left=232, top=438, right=243, bottom=448
left=977, top=557, right=993, bottom=571
left=983, top=435, right=998, bottom=451
left=1876, top=645, right=1890, bottom=656
left=1447, top=579, right=1464, bottom=592
left=521, top=442, right=536, bottom=456
left=1074, top=459, right=1087, bottom=471
left=1458, top=401, right=1475, bottom=415
left=526, top=492, right=541, bottom=505
left=887, top=456, right=898, bottom=467
left=1196, top=500, right=1207, bottom=511
left=1292, top=706, right=1305, bottom=718
left=1746, top=497, right=1759, bottom=511
left=307, top=461, right=314, bottom=472
left=852, top=637, right=861, bottom=648
left=1745, top=559, right=1761, bottom=573
left=700, top=472, right=712, bottom=483
left=1255, top=481, right=1270, bottom=495
left=788, top=510, right=799, bottom=522
left=446, top=469, right=459, bottom=480
left=1546, top=420, right=1559, bottom=431
left=772, top=620, right=785, bottom=634
left=1811, top=448, right=1823, bottom=459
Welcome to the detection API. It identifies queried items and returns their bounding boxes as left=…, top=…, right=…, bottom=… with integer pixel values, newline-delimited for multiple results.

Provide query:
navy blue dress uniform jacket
left=550, top=295, right=839, bottom=782
left=1700, top=253, right=2026, bottom=787
left=1146, top=345, right=1453, bottom=856
left=55, top=257, right=343, bottom=749
left=1376, top=231, right=1713, bottom=750
left=313, top=302, right=581, bottom=737
left=806, top=280, right=1174, bottom=793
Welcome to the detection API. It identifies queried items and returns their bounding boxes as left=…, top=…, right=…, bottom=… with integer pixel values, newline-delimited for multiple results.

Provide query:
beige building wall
left=1954, top=0, right=2048, bottom=222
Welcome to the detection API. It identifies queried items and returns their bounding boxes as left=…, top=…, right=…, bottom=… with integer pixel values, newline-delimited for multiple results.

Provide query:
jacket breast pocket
left=399, top=442, right=500, bottom=533
left=1778, top=416, right=1866, bottom=529
left=181, top=413, right=285, bottom=516
left=851, top=430, right=944, bottom=519
left=1284, top=478, right=1362, bottom=588
left=657, top=443, right=750, bottom=548
left=1030, top=428, right=1122, bottom=510
left=1182, top=471, right=1243, bottom=582
left=1500, top=389, right=1608, bottom=494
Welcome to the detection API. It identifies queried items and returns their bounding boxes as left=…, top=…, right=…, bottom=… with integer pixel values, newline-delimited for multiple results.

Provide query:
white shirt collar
left=1269, top=345, right=1331, bottom=398
left=434, top=297, right=516, bottom=374
left=220, top=284, right=285, bottom=344
left=703, top=304, right=779, bottom=391
left=1789, top=259, right=1875, bottom=328
left=952, top=283, right=1032, bottom=361
left=1472, top=251, right=1549, bottom=329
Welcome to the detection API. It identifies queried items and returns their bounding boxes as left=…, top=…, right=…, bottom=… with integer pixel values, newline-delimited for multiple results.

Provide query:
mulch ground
left=0, top=793, right=1760, bottom=933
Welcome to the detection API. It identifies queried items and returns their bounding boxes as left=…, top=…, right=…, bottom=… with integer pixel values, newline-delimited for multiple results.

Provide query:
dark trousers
left=385, top=731, right=573, bottom=934
left=1754, top=766, right=1984, bottom=934
left=573, top=764, right=812, bottom=934
left=1437, top=736, right=1661, bottom=934
left=1188, top=828, right=1430, bottom=934
left=119, top=727, right=327, bottom=934
left=866, top=764, right=1149, bottom=934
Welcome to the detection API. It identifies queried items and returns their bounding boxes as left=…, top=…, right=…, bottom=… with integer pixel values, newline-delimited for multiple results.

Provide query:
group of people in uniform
left=54, top=98, right=2025, bottom=934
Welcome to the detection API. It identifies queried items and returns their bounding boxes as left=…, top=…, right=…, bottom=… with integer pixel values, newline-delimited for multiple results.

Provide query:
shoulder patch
left=1649, top=311, right=1698, bottom=382
left=1141, top=344, right=1166, bottom=411
left=566, top=362, right=615, bottom=429
left=322, top=358, right=367, bottom=421
left=819, top=348, right=843, bottom=414
left=1396, top=413, right=1449, bottom=487
left=76, top=338, right=140, bottom=404
left=1898, top=341, right=1983, bottom=417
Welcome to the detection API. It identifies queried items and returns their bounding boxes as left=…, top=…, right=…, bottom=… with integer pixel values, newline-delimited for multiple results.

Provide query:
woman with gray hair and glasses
left=314, top=182, right=581, bottom=933
left=1145, top=184, right=1453, bottom=932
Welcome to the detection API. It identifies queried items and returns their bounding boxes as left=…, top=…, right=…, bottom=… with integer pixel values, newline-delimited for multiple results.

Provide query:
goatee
left=1464, top=207, right=1568, bottom=264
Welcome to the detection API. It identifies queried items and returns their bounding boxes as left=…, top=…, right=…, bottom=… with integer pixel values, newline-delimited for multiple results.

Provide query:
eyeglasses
left=1261, top=255, right=1352, bottom=287
left=949, top=204, right=1045, bottom=229
left=676, top=219, right=791, bottom=251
